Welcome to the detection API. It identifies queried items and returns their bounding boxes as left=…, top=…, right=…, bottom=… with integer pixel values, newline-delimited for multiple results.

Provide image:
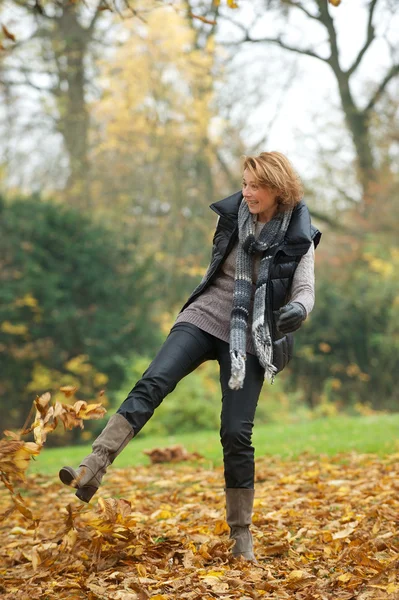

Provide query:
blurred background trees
left=0, top=0, right=398, bottom=437
left=0, top=195, right=160, bottom=434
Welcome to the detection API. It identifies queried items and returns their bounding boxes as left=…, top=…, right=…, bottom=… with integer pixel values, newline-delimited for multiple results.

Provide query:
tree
left=89, top=5, right=244, bottom=311
left=0, top=0, right=235, bottom=203
left=218, top=0, right=399, bottom=210
left=0, top=194, right=160, bottom=430
left=0, top=1, right=112, bottom=203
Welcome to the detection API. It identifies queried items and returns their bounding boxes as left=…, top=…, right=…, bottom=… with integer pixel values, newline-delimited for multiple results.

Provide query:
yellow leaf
left=74, top=401, right=106, bottom=420
left=13, top=496, right=34, bottom=520
left=319, top=342, right=331, bottom=353
left=60, top=385, right=78, bottom=397
left=73, top=400, right=87, bottom=414
left=337, top=573, right=352, bottom=582
left=333, top=524, right=357, bottom=539
left=12, top=442, right=41, bottom=473
left=22, top=441, right=41, bottom=454
left=199, top=545, right=212, bottom=560
left=14, top=293, right=38, bottom=308
left=34, top=392, right=52, bottom=415
left=157, top=509, right=174, bottom=520
left=1, top=321, right=27, bottom=335
left=81, top=403, right=107, bottom=419
left=287, top=570, right=306, bottom=580
left=214, top=520, right=229, bottom=535
left=387, top=584, right=399, bottom=594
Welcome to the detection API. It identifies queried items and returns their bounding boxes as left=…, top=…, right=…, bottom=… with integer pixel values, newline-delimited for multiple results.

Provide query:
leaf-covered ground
left=1, top=452, right=399, bottom=600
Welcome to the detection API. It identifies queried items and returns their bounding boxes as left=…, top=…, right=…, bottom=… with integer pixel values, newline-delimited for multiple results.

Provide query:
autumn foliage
left=0, top=390, right=106, bottom=521
left=1, top=396, right=399, bottom=599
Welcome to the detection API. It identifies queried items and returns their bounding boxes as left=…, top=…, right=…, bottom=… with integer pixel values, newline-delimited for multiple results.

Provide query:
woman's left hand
left=277, top=302, right=307, bottom=334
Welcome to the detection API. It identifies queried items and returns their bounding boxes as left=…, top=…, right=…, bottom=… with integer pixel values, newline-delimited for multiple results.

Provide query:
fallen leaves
left=143, top=445, right=203, bottom=464
left=0, top=452, right=399, bottom=599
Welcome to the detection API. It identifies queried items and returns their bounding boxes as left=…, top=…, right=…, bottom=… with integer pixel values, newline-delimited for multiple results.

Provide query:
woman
left=59, top=151, right=321, bottom=561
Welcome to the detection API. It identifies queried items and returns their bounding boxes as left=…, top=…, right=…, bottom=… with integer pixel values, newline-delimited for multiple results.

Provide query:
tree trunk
left=332, top=69, right=377, bottom=205
left=53, top=2, right=92, bottom=207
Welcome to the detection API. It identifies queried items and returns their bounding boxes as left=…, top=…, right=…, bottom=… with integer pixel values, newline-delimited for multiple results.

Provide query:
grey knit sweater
left=174, top=219, right=315, bottom=355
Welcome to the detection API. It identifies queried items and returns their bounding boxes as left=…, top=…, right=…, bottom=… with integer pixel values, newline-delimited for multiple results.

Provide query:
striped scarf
left=229, top=200, right=293, bottom=390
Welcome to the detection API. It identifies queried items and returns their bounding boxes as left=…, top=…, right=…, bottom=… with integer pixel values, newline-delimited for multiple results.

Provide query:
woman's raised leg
left=59, top=323, right=217, bottom=502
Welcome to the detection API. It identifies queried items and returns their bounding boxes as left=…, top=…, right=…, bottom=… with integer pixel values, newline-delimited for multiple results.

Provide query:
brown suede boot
left=59, top=413, right=134, bottom=502
left=225, top=488, right=256, bottom=561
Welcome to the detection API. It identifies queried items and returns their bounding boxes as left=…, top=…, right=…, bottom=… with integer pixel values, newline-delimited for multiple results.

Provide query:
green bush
left=288, top=238, right=399, bottom=410
left=0, top=195, right=161, bottom=431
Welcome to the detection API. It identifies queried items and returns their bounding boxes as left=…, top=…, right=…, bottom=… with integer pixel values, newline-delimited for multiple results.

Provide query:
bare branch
left=88, top=0, right=105, bottom=34
left=365, top=63, right=399, bottom=113
left=333, top=186, right=359, bottom=206
left=346, top=0, right=378, bottom=77
left=226, top=33, right=329, bottom=63
left=314, top=0, right=341, bottom=72
left=10, top=0, right=50, bottom=18
left=1, top=78, right=51, bottom=93
left=1, top=65, right=57, bottom=77
left=183, top=0, right=220, bottom=48
left=281, top=0, right=321, bottom=22
left=217, top=10, right=258, bottom=39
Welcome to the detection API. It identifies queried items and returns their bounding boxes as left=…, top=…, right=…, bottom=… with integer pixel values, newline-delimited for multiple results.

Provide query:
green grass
left=28, top=414, right=399, bottom=476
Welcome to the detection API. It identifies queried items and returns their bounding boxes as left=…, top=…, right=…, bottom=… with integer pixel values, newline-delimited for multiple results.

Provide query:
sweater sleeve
left=288, top=242, right=315, bottom=316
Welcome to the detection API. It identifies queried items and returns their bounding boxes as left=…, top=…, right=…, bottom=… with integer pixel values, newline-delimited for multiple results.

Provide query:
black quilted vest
left=180, top=191, right=322, bottom=375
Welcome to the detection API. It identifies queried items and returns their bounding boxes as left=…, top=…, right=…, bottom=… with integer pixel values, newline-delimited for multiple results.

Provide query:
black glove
left=277, top=302, right=307, bottom=334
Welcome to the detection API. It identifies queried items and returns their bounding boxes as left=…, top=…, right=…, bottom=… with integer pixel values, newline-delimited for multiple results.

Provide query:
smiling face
left=242, top=168, right=280, bottom=223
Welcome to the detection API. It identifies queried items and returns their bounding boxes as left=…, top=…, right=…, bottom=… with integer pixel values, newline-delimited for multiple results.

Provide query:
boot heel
left=59, top=466, right=78, bottom=488
left=76, top=485, right=97, bottom=503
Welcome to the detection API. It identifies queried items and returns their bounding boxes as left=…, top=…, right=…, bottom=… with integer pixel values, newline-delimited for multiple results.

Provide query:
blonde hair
left=242, top=151, right=303, bottom=210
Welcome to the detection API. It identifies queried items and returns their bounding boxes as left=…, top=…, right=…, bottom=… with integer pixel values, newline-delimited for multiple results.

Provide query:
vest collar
left=210, top=191, right=242, bottom=218
left=210, top=192, right=316, bottom=255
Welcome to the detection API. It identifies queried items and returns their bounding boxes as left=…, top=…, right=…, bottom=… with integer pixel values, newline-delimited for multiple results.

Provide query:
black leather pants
left=117, top=322, right=265, bottom=488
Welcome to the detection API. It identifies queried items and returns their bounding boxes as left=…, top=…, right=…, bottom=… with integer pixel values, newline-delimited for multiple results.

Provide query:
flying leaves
left=19, top=391, right=107, bottom=445
left=0, top=390, right=106, bottom=522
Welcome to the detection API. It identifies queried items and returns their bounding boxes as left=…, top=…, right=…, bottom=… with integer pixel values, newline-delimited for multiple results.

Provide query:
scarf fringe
left=228, top=350, right=246, bottom=390
left=253, top=326, right=277, bottom=384
left=264, top=363, right=278, bottom=384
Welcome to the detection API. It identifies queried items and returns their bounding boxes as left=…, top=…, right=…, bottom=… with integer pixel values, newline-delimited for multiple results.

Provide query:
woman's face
left=242, top=168, right=279, bottom=222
